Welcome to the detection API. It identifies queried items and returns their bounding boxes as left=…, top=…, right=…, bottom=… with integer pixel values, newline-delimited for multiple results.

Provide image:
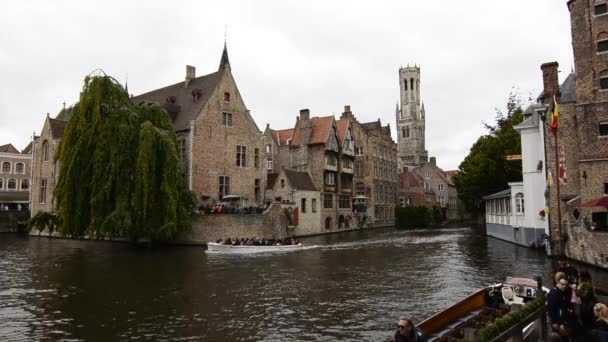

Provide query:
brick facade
left=0, top=144, right=31, bottom=210
left=538, top=0, right=608, bottom=268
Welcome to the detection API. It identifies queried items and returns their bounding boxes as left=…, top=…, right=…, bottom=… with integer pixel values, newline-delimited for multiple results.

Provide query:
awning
left=353, top=195, right=369, bottom=200
left=221, top=195, right=241, bottom=200
left=581, top=196, right=608, bottom=207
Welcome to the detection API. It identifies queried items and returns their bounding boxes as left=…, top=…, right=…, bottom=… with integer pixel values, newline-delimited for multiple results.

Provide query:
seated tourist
left=387, top=317, right=427, bottom=342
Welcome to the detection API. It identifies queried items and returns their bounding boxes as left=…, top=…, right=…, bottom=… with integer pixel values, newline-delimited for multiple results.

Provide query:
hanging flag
left=547, top=169, right=553, bottom=188
left=559, top=144, right=569, bottom=184
left=550, top=95, right=559, bottom=135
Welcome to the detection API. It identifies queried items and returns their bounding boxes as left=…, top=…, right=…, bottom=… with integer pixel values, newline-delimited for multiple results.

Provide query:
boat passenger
left=387, top=317, right=427, bottom=342
left=548, top=277, right=574, bottom=339
left=577, top=271, right=597, bottom=331
left=557, top=256, right=579, bottom=286
left=592, top=303, right=608, bottom=342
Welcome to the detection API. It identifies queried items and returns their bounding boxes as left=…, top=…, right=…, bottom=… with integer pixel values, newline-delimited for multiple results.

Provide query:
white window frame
left=266, top=160, right=273, bottom=170
left=438, top=184, right=445, bottom=192
left=15, top=162, right=25, bottom=174
left=325, top=172, right=335, bottom=186
left=20, top=179, right=29, bottom=191
left=1, top=161, right=11, bottom=174
left=515, top=193, right=525, bottom=214
left=222, top=112, right=233, bottom=127
left=7, top=178, right=17, bottom=191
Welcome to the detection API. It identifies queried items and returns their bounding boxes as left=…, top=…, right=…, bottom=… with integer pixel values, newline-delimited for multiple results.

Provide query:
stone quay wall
left=174, top=203, right=289, bottom=244
left=0, top=211, right=29, bottom=233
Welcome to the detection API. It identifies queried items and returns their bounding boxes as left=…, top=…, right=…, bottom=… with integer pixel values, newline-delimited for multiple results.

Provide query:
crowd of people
left=215, top=237, right=301, bottom=246
left=197, top=203, right=265, bottom=215
left=547, top=257, right=608, bottom=341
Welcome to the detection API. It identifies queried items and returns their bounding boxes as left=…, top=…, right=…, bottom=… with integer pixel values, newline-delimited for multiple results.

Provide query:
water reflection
left=0, top=227, right=606, bottom=341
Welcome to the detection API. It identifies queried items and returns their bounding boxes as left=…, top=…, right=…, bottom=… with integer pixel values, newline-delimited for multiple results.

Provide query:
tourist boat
left=417, top=277, right=548, bottom=342
left=206, top=242, right=303, bottom=254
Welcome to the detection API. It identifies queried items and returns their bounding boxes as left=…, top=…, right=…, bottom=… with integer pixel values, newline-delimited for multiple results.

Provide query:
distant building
left=0, top=143, right=32, bottom=210
left=132, top=44, right=266, bottom=207
left=396, top=65, right=428, bottom=170
left=398, top=168, right=438, bottom=208
left=265, top=168, right=320, bottom=236
left=31, top=111, right=69, bottom=216
left=413, top=157, right=458, bottom=220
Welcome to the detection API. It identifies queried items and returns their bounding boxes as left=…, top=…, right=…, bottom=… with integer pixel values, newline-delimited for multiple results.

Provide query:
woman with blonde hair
left=592, top=303, right=608, bottom=341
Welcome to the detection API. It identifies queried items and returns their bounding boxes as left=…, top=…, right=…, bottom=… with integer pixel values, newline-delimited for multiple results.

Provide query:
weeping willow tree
left=54, top=74, right=194, bottom=242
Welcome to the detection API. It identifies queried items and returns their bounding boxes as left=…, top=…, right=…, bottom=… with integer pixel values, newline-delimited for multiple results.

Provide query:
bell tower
left=396, top=65, right=428, bottom=171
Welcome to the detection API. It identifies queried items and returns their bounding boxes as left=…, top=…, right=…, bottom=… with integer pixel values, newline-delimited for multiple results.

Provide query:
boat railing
left=487, top=304, right=546, bottom=342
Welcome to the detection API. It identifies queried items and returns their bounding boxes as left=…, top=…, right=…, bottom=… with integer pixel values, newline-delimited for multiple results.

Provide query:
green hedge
left=476, top=294, right=545, bottom=342
left=394, top=206, right=442, bottom=229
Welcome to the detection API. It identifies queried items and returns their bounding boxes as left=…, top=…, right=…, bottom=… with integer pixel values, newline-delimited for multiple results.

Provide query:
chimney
left=185, top=65, right=196, bottom=87
left=430, top=157, right=436, bottom=166
left=341, top=105, right=352, bottom=119
left=300, top=109, right=310, bottom=121
left=540, top=62, right=559, bottom=104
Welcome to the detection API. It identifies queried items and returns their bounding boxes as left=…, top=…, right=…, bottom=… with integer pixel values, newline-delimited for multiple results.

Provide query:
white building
left=483, top=104, right=550, bottom=249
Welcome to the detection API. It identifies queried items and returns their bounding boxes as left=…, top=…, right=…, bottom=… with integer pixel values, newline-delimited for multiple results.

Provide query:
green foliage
left=395, top=206, right=439, bottom=229
left=28, top=211, right=60, bottom=234
left=476, top=295, right=545, bottom=342
left=453, top=91, right=525, bottom=214
left=54, top=74, right=194, bottom=242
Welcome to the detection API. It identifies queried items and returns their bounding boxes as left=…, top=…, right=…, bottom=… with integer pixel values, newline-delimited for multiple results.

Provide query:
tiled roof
left=290, top=120, right=302, bottom=146
left=131, top=71, right=223, bottom=131
left=276, top=129, right=294, bottom=146
left=336, top=118, right=349, bottom=144
left=0, top=144, right=19, bottom=153
left=284, top=169, right=317, bottom=191
left=310, top=116, right=334, bottom=144
left=49, top=118, right=67, bottom=139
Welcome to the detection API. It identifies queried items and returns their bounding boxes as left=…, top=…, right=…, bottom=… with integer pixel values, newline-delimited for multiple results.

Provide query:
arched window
left=405, top=126, right=410, bottom=138
left=600, top=70, right=608, bottom=90
left=0, top=178, right=3, bottom=190
left=15, top=163, right=24, bottom=174
left=1, top=162, right=10, bottom=173
left=402, top=127, right=406, bottom=138
left=597, top=32, right=608, bottom=53
left=325, top=217, right=332, bottom=230
left=21, top=179, right=29, bottom=190
left=410, top=78, right=414, bottom=92
left=338, top=215, right=345, bottom=228
left=404, top=79, right=408, bottom=91
left=42, top=140, right=49, bottom=161
left=515, top=193, right=525, bottom=214
left=7, top=179, right=16, bottom=190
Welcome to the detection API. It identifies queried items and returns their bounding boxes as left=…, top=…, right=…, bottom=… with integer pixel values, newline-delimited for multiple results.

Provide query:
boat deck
left=425, top=306, right=508, bottom=341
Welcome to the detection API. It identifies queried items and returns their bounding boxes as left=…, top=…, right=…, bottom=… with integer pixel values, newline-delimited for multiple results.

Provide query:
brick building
left=398, top=169, right=438, bottom=208
left=31, top=110, right=69, bottom=216
left=0, top=143, right=32, bottom=210
left=133, top=44, right=266, bottom=206
left=537, top=0, right=608, bottom=268
left=265, top=168, right=320, bottom=236
left=340, top=106, right=398, bottom=227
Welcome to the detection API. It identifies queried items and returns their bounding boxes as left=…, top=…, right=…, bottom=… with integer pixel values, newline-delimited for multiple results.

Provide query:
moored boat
left=206, top=242, right=303, bottom=254
left=416, top=277, right=548, bottom=341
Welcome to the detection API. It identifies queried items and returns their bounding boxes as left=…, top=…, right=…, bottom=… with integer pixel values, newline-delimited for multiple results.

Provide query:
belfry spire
left=219, top=42, right=230, bottom=70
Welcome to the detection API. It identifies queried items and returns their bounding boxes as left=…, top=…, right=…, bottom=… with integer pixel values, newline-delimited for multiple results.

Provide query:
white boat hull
left=206, top=242, right=303, bottom=254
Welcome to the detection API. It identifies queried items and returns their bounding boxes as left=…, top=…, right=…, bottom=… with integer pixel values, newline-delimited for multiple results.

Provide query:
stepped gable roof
left=21, top=142, right=33, bottom=154
left=276, top=128, right=294, bottom=146
left=131, top=70, right=223, bottom=131
left=284, top=169, right=317, bottom=191
left=537, top=72, right=576, bottom=103
left=336, top=118, right=349, bottom=144
left=49, top=118, right=67, bottom=139
left=266, top=173, right=279, bottom=190
left=0, top=144, right=19, bottom=153
left=310, top=116, right=334, bottom=144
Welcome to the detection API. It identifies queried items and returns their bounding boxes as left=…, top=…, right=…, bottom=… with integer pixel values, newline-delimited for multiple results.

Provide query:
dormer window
left=224, top=92, right=231, bottom=102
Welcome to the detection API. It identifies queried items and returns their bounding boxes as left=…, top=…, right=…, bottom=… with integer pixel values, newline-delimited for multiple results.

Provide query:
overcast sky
left=0, top=0, right=574, bottom=170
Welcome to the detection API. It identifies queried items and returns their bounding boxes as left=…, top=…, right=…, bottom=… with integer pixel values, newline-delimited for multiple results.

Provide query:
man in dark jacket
left=547, top=278, right=572, bottom=339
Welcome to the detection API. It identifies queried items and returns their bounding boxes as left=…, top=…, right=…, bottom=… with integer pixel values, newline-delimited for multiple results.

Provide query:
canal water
left=0, top=227, right=604, bottom=341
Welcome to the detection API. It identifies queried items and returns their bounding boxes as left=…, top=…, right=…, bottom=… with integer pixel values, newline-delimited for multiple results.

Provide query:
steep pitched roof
left=336, top=118, right=349, bottom=144
left=48, top=118, right=67, bottom=139
left=219, top=43, right=230, bottom=70
left=309, top=116, right=334, bottom=144
left=276, top=129, right=294, bottom=146
left=21, top=142, right=33, bottom=154
left=361, top=121, right=381, bottom=132
left=0, top=144, right=19, bottom=153
left=131, top=71, right=223, bottom=131
left=284, top=169, right=317, bottom=191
